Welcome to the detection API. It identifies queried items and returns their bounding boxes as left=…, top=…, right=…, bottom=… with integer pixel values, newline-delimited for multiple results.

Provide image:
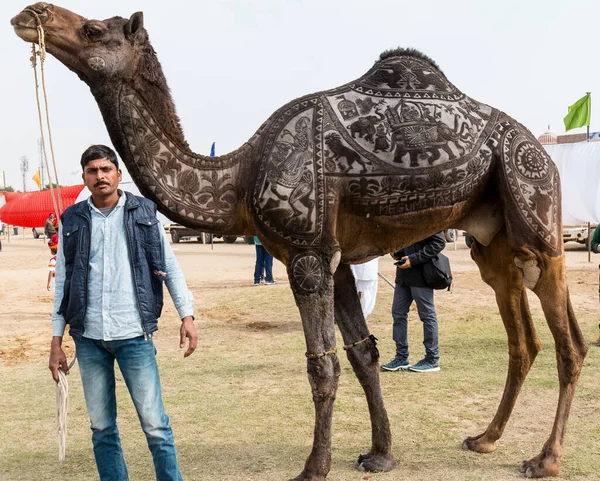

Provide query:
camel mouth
left=11, top=3, right=54, bottom=42
left=11, top=24, right=40, bottom=43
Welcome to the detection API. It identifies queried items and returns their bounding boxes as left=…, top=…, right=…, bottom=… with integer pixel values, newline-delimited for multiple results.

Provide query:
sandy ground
left=3, top=231, right=600, bottom=481
left=0, top=231, right=598, bottom=360
left=1, top=231, right=598, bottom=365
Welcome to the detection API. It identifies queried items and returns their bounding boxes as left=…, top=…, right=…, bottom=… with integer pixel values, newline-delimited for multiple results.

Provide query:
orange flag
left=32, top=169, right=41, bottom=189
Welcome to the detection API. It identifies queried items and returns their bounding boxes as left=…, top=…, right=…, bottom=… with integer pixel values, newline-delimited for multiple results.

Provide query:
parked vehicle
left=165, top=224, right=254, bottom=244
left=562, top=225, right=597, bottom=249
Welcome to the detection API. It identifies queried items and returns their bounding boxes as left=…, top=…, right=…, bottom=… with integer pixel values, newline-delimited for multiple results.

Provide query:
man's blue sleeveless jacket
left=58, top=192, right=165, bottom=339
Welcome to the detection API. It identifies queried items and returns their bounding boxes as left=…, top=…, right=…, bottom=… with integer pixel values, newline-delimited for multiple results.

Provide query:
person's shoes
left=381, top=358, right=410, bottom=371
left=408, top=359, right=440, bottom=372
left=265, top=280, right=277, bottom=285
left=253, top=281, right=260, bottom=286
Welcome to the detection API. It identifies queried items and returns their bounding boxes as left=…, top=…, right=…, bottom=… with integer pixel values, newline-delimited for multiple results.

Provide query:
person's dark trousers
left=254, top=245, right=274, bottom=283
left=254, top=245, right=266, bottom=284
left=263, top=251, right=274, bottom=282
left=391, top=284, right=439, bottom=363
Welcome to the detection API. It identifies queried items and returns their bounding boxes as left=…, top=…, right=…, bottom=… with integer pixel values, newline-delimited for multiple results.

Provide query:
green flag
left=564, top=93, right=591, bottom=131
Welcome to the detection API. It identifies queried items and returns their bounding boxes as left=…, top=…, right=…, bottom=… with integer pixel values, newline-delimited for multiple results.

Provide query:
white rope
left=55, top=368, right=69, bottom=462
left=28, top=10, right=63, bottom=215
left=30, top=42, right=59, bottom=217
left=37, top=25, right=64, bottom=214
left=55, top=355, right=77, bottom=462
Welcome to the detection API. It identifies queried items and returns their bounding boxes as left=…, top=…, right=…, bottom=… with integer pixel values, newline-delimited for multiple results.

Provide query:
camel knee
left=508, top=348, right=536, bottom=374
left=307, top=355, right=341, bottom=402
left=346, top=338, right=381, bottom=382
left=556, top=348, right=585, bottom=381
left=347, top=337, right=380, bottom=367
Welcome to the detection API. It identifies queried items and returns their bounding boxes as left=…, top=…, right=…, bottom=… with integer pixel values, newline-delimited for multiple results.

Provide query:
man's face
left=49, top=214, right=54, bottom=220
left=82, top=158, right=122, bottom=198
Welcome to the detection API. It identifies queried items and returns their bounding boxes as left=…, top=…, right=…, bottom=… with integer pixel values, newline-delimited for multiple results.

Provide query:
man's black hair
left=80, top=144, right=119, bottom=170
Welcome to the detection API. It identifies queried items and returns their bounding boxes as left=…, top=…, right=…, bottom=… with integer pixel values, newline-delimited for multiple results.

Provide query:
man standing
left=253, top=236, right=276, bottom=286
left=381, top=233, right=446, bottom=373
left=44, top=212, right=57, bottom=238
left=50, top=144, right=197, bottom=481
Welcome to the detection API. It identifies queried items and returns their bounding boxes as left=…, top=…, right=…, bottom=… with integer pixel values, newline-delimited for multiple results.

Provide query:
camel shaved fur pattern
left=11, top=3, right=588, bottom=479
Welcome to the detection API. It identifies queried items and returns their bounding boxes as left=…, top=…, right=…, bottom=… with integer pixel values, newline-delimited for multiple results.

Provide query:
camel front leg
left=333, top=264, right=396, bottom=472
left=288, top=250, right=340, bottom=481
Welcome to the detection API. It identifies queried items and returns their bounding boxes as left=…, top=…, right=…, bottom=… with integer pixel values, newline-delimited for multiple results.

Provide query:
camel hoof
left=288, top=475, right=326, bottom=481
left=461, top=435, right=498, bottom=453
left=520, top=457, right=560, bottom=478
left=357, top=452, right=397, bottom=472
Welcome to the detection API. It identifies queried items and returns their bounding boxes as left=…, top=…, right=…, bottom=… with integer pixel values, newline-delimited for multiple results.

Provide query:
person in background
left=44, top=212, right=56, bottom=238
left=590, top=225, right=600, bottom=346
left=350, top=257, right=379, bottom=318
left=381, top=232, right=446, bottom=373
left=50, top=144, right=198, bottom=481
left=47, top=246, right=57, bottom=291
left=591, top=225, right=600, bottom=254
left=253, top=236, right=276, bottom=286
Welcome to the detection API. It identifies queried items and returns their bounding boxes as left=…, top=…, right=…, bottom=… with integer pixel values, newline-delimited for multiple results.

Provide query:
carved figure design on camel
left=11, top=4, right=587, bottom=479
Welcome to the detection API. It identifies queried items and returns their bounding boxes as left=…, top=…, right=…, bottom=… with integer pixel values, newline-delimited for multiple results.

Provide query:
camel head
left=11, top=3, right=152, bottom=88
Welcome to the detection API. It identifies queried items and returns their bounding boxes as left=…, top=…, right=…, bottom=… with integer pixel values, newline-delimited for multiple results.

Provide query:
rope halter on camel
left=26, top=4, right=63, bottom=217
left=24, top=4, right=74, bottom=462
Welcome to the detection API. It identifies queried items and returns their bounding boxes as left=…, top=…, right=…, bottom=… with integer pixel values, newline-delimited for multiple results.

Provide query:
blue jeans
left=254, top=245, right=273, bottom=283
left=75, top=336, right=182, bottom=481
left=391, top=284, right=439, bottom=363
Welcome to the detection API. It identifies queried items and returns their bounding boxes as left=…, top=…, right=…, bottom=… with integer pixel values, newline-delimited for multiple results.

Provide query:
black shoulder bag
left=422, top=253, right=453, bottom=290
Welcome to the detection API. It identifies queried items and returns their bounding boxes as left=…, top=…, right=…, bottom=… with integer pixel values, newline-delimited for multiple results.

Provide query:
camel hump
left=492, top=117, right=562, bottom=255
left=354, top=49, right=462, bottom=99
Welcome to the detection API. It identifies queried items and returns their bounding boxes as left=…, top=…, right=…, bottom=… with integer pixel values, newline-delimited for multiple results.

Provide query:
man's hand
left=49, top=336, right=69, bottom=383
left=180, top=316, right=198, bottom=358
left=398, top=256, right=412, bottom=269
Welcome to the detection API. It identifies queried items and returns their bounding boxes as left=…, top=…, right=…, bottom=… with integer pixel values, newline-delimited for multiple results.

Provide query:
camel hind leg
left=333, top=264, right=396, bottom=472
left=463, top=229, right=542, bottom=453
left=520, top=252, right=587, bottom=477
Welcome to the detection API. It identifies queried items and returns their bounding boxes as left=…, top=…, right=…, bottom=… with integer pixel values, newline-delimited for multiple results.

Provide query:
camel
left=11, top=4, right=588, bottom=480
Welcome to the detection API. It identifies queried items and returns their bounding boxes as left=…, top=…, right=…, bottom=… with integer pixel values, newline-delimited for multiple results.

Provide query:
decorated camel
left=12, top=3, right=588, bottom=480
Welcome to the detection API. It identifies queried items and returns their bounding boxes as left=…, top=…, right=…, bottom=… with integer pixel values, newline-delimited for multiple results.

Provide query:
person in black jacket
left=381, top=232, right=446, bottom=373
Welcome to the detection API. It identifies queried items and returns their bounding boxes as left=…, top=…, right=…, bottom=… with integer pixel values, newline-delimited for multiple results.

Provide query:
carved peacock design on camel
left=12, top=3, right=587, bottom=480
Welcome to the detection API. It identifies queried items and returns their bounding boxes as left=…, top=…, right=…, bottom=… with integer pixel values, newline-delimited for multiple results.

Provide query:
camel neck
left=89, top=80, right=255, bottom=234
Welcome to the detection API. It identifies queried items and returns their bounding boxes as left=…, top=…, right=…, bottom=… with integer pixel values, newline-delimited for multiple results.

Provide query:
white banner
left=544, top=142, right=600, bottom=225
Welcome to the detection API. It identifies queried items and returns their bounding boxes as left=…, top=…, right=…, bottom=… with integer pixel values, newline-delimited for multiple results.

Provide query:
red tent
left=0, top=185, right=85, bottom=227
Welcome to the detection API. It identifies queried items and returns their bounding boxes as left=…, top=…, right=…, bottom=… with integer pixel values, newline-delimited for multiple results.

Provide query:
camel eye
left=84, top=24, right=104, bottom=39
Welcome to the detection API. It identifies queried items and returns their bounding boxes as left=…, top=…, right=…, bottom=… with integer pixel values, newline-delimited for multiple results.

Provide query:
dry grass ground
left=1, top=233, right=600, bottom=480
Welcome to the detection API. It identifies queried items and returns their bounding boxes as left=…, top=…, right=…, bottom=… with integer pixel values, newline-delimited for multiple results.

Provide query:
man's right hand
left=49, top=336, right=69, bottom=383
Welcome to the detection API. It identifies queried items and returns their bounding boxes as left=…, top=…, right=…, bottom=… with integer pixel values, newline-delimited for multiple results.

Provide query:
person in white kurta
left=350, top=257, right=379, bottom=318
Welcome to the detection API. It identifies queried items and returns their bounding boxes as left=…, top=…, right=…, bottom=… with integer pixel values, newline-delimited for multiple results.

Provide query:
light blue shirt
left=52, top=193, right=194, bottom=340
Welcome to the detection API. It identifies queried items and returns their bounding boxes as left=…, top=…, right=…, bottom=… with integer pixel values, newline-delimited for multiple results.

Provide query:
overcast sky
left=2, top=0, right=599, bottom=191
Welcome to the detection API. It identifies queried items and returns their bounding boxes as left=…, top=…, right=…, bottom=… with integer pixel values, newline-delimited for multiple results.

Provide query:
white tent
left=544, top=142, right=600, bottom=225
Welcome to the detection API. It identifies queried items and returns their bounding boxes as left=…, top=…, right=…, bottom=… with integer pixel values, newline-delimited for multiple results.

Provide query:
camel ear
left=125, top=12, right=145, bottom=42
